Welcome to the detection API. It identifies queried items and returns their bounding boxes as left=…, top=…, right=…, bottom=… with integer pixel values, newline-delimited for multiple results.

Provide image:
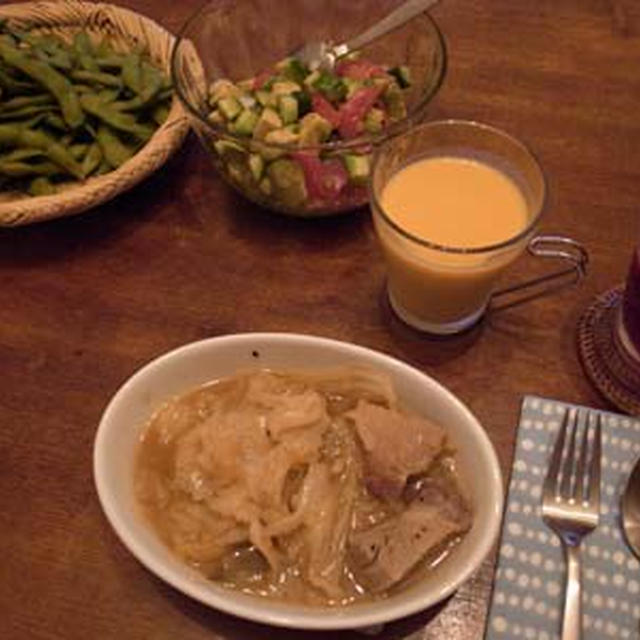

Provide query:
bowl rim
left=170, top=2, right=447, bottom=153
left=93, top=332, right=503, bottom=630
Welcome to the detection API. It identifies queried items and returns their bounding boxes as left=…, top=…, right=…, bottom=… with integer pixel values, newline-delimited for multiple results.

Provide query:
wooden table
left=2, top=1, right=639, bottom=638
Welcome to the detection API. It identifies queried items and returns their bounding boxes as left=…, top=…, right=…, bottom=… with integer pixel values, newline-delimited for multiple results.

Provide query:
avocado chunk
left=364, top=107, right=385, bottom=134
left=383, top=83, right=407, bottom=120
left=266, top=158, right=307, bottom=208
left=230, top=109, right=259, bottom=136
left=271, top=80, right=301, bottom=95
left=343, top=154, right=370, bottom=186
left=217, top=96, right=242, bottom=120
left=208, top=79, right=240, bottom=105
left=253, top=108, right=283, bottom=140
left=213, top=138, right=247, bottom=160
left=259, top=176, right=272, bottom=195
left=256, top=90, right=278, bottom=108
left=298, top=112, right=332, bottom=146
left=264, top=127, right=299, bottom=146
left=248, top=153, right=265, bottom=181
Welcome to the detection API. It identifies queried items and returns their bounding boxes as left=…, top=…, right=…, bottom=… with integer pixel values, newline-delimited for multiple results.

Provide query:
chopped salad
left=206, top=55, right=412, bottom=213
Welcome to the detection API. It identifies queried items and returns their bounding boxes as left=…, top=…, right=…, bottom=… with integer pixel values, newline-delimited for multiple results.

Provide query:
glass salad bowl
left=171, top=0, right=446, bottom=217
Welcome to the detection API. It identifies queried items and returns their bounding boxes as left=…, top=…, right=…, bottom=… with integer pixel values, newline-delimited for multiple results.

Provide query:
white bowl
left=93, top=333, right=504, bottom=630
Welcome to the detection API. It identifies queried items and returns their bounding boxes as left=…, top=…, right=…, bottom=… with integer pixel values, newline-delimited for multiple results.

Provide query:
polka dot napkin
left=485, top=396, right=640, bottom=640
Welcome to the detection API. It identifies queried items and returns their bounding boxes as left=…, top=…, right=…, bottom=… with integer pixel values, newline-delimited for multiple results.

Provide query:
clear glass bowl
left=171, top=0, right=446, bottom=217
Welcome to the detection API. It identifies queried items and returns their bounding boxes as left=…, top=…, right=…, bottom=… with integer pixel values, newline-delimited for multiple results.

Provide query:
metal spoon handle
left=345, top=0, right=440, bottom=53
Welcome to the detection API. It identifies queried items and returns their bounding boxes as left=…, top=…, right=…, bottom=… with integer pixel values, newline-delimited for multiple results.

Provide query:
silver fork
left=541, top=408, right=602, bottom=640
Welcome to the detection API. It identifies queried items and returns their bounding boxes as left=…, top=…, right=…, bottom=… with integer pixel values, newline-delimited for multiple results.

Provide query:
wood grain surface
left=1, top=1, right=639, bottom=639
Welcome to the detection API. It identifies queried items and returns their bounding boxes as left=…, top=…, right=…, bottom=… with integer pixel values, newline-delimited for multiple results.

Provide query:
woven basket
left=0, top=0, right=190, bottom=226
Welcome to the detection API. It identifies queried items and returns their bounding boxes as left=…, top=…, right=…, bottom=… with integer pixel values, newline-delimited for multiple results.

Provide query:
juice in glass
left=370, top=120, right=545, bottom=334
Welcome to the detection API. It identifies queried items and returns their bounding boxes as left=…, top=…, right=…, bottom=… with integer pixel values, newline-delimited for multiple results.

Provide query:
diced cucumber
left=217, top=96, right=242, bottom=120
left=303, top=69, right=321, bottom=89
left=292, top=90, right=312, bottom=117
left=248, top=153, right=264, bottom=181
left=278, top=94, right=298, bottom=125
left=312, top=70, right=347, bottom=102
left=343, top=77, right=363, bottom=98
left=230, top=109, right=259, bottom=136
left=343, top=154, right=370, bottom=186
left=276, top=57, right=309, bottom=84
left=253, top=108, right=283, bottom=140
left=389, top=65, right=412, bottom=89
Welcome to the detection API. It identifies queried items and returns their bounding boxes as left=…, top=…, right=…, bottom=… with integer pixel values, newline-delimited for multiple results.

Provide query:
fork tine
left=543, top=408, right=570, bottom=498
left=559, top=409, right=578, bottom=499
left=575, top=411, right=590, bottom=502
left=587, top=413, right=602, bottom=506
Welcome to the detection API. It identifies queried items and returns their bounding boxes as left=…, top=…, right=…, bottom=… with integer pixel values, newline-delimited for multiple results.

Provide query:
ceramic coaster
left=577, top=286, right=640, bottom=416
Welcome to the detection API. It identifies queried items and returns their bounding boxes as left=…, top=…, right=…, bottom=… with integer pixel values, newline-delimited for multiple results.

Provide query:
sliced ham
left=347, top=401, right=446, bottom=500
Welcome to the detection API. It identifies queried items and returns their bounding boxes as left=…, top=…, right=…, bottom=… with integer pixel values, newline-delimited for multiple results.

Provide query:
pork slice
left=348, top=401, right=446, bottom=500
left=347, top=501, right=468, bottom=593
left=407, top=475, right=473, bottom=530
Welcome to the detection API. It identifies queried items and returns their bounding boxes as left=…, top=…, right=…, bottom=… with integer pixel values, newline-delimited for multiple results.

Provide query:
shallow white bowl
left=93, top=333, right=504, bottom=630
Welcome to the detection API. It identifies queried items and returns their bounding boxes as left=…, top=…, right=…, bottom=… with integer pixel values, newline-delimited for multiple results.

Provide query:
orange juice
left=375, top=156, right=532, bottom=332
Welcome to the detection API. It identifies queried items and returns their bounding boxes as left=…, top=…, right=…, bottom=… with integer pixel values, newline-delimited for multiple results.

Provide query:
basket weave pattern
left=0, top=0, right=190, bottom=226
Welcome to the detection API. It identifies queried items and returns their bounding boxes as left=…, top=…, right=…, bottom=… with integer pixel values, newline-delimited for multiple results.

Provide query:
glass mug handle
left=491, top=235, right=589, bottom=310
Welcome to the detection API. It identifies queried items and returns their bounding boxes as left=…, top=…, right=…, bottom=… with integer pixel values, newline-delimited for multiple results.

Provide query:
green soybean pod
left=28, top=175, right=56, bottom=196
left=71, top=69, right=122, bottom=88
left=0, top=159, right=61, bottom=177
left=0, top=67, right=37, bottom=94
left=80, top=93, right=153, bottom=141
left=18, top=129, right=84, bottom=178
left=114, top=62, right=162, bottom=112
left=0, top=147, right=45, bottom=163
left=80, top=142, right=102, bottom=177
left=95, top=124, right=136, bottom=168
left=121, top=53, right=142, bottom=94
left=0, top=123, right=21, bottom=146
left=1, top=94, right=55, bottom=111
left=73, top=32, right=99, bottom=72
left=0, top=42, right=84, bottom=128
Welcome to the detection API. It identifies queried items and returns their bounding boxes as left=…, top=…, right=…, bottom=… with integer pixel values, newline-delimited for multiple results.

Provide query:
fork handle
left=345, top=0, right=440, bottom=52
left=561, top=543, right=582, bottom=640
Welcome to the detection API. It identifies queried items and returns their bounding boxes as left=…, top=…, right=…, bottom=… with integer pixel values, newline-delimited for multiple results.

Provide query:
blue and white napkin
left=485, top=396, right=640, bottom=640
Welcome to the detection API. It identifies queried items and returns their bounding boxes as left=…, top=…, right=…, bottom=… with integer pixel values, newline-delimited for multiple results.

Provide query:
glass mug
left=370, top=119, right=588, bottom=334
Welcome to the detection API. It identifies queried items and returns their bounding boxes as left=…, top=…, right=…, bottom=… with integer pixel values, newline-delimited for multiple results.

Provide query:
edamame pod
left=0, top=42, right=83, bottom=128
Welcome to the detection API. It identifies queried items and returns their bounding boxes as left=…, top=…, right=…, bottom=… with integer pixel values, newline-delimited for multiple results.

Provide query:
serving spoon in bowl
left=622, top=454, right=640, bottom=559
left=294, top=0, right=440, bottom=70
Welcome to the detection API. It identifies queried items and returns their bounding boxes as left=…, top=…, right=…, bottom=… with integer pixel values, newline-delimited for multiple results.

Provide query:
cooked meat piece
left=348, top=475, right=473, bottom=592
left=405, top=475, right=473, bottom=530
left=348, top=502, right=470, bottom=592
left=347, top=401, right=446, bottom=500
